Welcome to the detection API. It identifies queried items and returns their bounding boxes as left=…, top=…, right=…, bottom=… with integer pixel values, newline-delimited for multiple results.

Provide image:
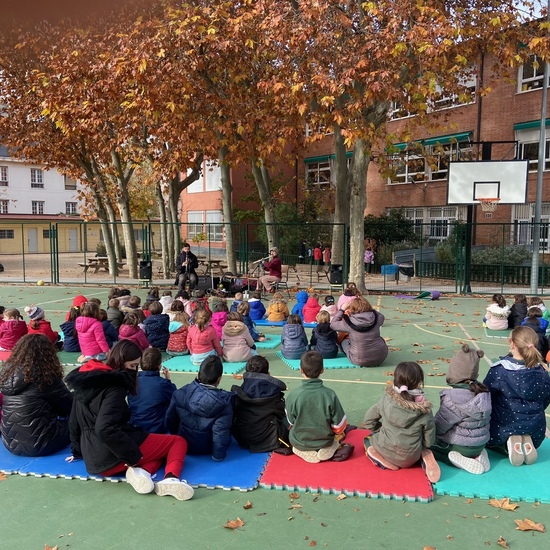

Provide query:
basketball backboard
left=447, top=160, right=529, bottom=205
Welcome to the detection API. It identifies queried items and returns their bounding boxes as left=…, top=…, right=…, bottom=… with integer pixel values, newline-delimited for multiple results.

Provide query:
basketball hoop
left=477, top=198, right=500, bottom=213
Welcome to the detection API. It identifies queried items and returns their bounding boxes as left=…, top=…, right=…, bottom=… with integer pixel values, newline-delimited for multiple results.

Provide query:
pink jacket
left=75, top=316, right=110, bottom=356
left=186, top=324, right=222, bottom=356
left=0, top=320, right=28, bottom=350
left=118, top=324, right=150, bottom=351
left=320, top=304, right=338, bottom=321
left=211, top=312, right=228, bottom=341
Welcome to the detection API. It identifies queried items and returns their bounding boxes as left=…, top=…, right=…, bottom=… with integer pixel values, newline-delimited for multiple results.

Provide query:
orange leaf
left=488, top=498, right=519, bottom=511
left=0, top=473, right=7, bottom=481
left=514, top=518, right=545, bottom=532
left=423, top=547, right=436, bottom=550
left=496, top=536, right=509, bottom=548
left=289, top=492, right=299, bottom=499
left=243, top=500, right=252, bottom=510
left=223, top=517, right=245, bottom=530
left=232, top=374, right=243, bottom=380
left=45, top=546, right=59, bottom=550
left=309, top=542, right=317, bottom=547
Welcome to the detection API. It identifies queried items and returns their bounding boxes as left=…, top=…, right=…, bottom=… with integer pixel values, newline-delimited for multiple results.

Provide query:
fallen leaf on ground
left=243, top=501, right=252, bottom=509
left=390, top=347, right=401, bottom=351
left=412, top=343, right=424, bottom=347
left=423, top=547, right=436, bottom=550
left=256, top=512, right=267, bottom=516
left=0, top=473, right=7, bottom=481
left=320, top=522, right=327, bottom=527
left=432, top=345, right=444, bottom=349
left=45, top=546, right=59, bottom=550
left=383, top=337, right=392, bottom=342
left=383, top=371, right=394, bottom=376
left=288, top=504, right=303, bottom=510
left=474, top=514, right=489, bottom=519
left=289, top=492, right=300, bottom=499
left=489, top=498, right=519, bottom=511
left=496, top=536, right=509, bottom=548
left=232, top=374, right=243, bottom=380
left=309, top=542, right=317, bottom=547
left=514, top=518, right=545, bottom=532
left=223, top=518, right=245, bottom=529
left=336, top=494, right=347, bottom=500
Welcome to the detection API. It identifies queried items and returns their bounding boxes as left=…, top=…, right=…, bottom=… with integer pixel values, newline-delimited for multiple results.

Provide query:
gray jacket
left=330, top=309, right=388, bottom=367
left=434, top=387, right=492, bottom=447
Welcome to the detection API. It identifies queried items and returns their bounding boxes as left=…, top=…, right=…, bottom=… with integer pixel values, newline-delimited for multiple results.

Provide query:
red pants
left=100, top=434, right=188, bottom=478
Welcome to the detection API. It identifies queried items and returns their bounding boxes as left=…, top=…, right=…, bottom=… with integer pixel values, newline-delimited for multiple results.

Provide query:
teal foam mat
left=484, top=328, right=511, bottom=339
left=275, top=350, right=360, bottom=370
left=163, top=354, right=246, bottom=374
left=434, top=438, right=550, bottom=503
left=255, top=335, right=281, bottom=349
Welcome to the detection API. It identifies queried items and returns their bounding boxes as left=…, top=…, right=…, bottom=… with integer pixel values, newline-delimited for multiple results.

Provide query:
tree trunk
left=218, top=143, right=236, bottom=273
left=156, top=182, right=171, bottom=279
left=250, top=157, right=277, bottom=249
left=331, top=124, right=351, bottom=266
left=349, top=139, right=370, bottom=291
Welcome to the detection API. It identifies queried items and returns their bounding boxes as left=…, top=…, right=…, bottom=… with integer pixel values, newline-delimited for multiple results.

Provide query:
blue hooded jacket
left=143, top=313, right=170, bottom=350
left=249, top=299, right=266, bottom=321
left=165, top=379, right=235, bottom=460
left=291, top=291, right=309, bottom=319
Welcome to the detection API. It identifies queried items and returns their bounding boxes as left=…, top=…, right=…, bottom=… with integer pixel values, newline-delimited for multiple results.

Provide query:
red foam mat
left=0, top=351, right=11, bottom=362
left=260, top=429, right=434, bottom=502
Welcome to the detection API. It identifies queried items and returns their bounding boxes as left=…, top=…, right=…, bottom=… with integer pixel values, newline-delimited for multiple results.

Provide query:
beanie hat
left=72, top=295, right=88, bottom=309
left=24, top=305, right=45, bottom=321
left=446, top=344, right=484, bottom=385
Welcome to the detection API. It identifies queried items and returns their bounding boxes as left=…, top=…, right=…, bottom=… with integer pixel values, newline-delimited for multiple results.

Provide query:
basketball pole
left=530, top=2, right=550, bottom=294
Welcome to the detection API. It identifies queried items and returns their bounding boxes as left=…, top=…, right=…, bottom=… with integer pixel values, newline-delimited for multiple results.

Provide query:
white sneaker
left=154, top=478, right=194, bottom=501
left=126, top=467, right=155, bottom=494
left=448, top=451, right=485, bottom=475
left=476, top=449, right=491, bottom=472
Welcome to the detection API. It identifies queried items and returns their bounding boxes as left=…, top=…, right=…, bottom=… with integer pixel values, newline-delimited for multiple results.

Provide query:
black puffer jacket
left=0, top=367, right=73, bottom=456
left=143, top=313, right=170, bottom=350
left=309, top=322, right=339, bottom=359
left=64, top=361, right=148, bottom=474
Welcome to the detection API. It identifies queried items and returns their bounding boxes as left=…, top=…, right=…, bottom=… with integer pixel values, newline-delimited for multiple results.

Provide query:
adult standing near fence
left=175, top=243, right=199, bottom=292
left=259, top=247, right=282, bottom=293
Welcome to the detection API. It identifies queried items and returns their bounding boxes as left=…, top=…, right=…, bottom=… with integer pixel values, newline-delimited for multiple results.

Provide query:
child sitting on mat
left=508, top=294, right=527, bottom=329
left=0, top=308, right=28, bottom=351
left=309, top=311, right=339, bottom=359
left=521, top=307, right=549, bottom=356
left=186, top=309, right=222, bottom=365
left=362, top=361, right=440, bottom=482
left=320, top=295, right=338, bottom=321
left=25, top=305, right=60, bottom=346
left=302, top=293, right=321, bottom=324
left=231, top=355, right=290, bottom=453
left=128, top=348, right=176, bottom=434
left=483, top=326, right=550, bottom=467
left=483, top=293, right=510, bottom=330
left=167, top=311, right=190, bottom=356
left=285, top=351, right=352, bottom=463
left=281, top=314, right=308, bottom=360
left=266, top=292, right=289, bottom=323
left=248, top=291, right=267, bottom=321
left=222, top=312, right=258, bottom=363
left=210, top=298, right=229, bottom=341
left=291, top=291, right=309, bottom=320
left=230, top=292, right=244, bottom=313
left=237, top=301, right=265, bottom=342
left=527, top=296, right=550, bottom=321
left=432, top=345, right=492, bottom=474
left=75, top=302, right=110, bottom=362
left=165, top=355, right=234, bottom=461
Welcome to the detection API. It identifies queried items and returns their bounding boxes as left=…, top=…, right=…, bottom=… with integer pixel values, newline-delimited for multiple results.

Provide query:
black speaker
left=139, top=260, right=152, bottom=279
left=330, top=264, right=343, bottom=284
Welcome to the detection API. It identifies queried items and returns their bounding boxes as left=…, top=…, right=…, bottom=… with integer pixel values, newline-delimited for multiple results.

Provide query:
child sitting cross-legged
left=143, top=301, right=170, bottom=351
left=230, top=292, right=244, bottom=313
left=521, top=307, right=549, bottom=356
left=248, top=291, right=266, bottom=321
left=281, top=314, right=308, bottom=360
left=128, top=348, right=176, bottom=434
left=237, top=301, right=265, bottom=342
left=285, top=351, right=352, bottom=463
left=222, top=312, right=258, bottom=363
left=231, top=355, right=290, bottom=453
left=266, top=291, right=289, bottom=322
left=165, top=356, right=235, bottom=461
left=167, top=311, right=190, bottom=356
left=363, top=361, right=440, bottom=483
left=309, top=310, right=339, bottom=359
left=432, top=345, right=492, bottom=474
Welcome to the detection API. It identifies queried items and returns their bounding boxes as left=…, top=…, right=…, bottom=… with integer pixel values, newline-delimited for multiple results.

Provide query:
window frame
left=65, top=202, right=78, bottom=215
left=187, top=210, right=204, bottom=240
left=0, top=166, right=8, bottom=186
left=0, top=229, right=15, bottom=239
left=32, top=201, right=45, bottom=215
left=30, top=168, right=44, bottom=188
left=0, top=199, right=8, bottom=214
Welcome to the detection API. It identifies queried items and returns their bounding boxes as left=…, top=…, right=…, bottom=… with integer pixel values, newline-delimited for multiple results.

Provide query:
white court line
left=35, top=290, right=108, bottom=307
left=412, top=323, right=509, bottom=348
left=459, top=324, right=494, bottom=367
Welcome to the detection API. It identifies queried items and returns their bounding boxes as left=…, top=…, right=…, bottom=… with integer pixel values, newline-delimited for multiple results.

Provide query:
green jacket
left=285, top=378, right=347, bottom=451
left=363, top=385, right=435, bottom=468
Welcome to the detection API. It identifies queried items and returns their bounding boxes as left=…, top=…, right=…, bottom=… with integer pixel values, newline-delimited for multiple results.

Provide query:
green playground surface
left=0, top=284, right=548, bottom=549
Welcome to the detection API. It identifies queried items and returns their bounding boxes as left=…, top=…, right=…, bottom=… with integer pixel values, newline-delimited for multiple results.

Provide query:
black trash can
left=398, top=264, right=414, bottom=282
left=139, top=260, right=152, bottom=280
left=330, top=264, right=343, bottom=284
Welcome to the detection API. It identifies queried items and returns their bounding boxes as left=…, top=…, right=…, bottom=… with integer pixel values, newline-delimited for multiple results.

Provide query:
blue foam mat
left=163, top=355, right=246, bottom=374
left=434, top=439, right=550, bottom=503
left=1, top=439, right=269, bottom=492
left=255, top=335, right=281, bottom=349
left=275, top=350, right=360, bottom=369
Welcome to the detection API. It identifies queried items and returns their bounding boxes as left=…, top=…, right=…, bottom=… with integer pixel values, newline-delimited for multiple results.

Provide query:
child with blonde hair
left=266, top=291, right=289, bottom=322
left=363, top=361, right=440, bottom=482
left=309, top=311, right=339, bottom=359
left=186, top=309, right=222, bottom=365
left=484, top=326, right=550, bottom=466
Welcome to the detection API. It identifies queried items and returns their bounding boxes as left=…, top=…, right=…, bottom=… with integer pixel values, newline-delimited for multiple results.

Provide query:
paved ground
left=0, top=285, right=548, bottom=549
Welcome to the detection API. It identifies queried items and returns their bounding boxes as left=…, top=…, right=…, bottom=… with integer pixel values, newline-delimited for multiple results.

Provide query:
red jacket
left=0, top=320, right=28, bottom=350
left=186, top=324, right=222, bottom=356
left=303, top=297, right=321, bottom=324
left=27, top=320, right=59, bottom=344
left=263, top=257, right=282, bottom=279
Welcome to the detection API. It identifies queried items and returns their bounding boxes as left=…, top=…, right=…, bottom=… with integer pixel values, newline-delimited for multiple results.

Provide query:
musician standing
left=175, top=243, right=199, bottom=291
left=259, top=247, right=282, bottom=293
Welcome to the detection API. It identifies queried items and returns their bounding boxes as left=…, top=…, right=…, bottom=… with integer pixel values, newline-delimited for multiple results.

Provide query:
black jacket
left=174, top=250, right=199, bottom=285
left=508, top=303, right=528, bottom=328
left=64, top=361, right=148, bottom=474
left=309, top=322, right=339, bottom=359
left=231, top=372, right=288, bottom=452
left=143, top=313, right=170, bottom=350
left=0, top=367, right=73, bottom=456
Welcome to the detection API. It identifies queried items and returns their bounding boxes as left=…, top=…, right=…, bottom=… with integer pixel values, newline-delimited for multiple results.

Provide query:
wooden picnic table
left=78, top=257, right=125, bottom=274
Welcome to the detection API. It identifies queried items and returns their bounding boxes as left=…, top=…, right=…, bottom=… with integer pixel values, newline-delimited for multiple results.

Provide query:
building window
left=306, top=160, right=331, bottom=185
left=0, top=200, right=8, bottom=214
left=64, top=175, right=77, bottom=190
left=519, top=55, right=549, bottom=92
left=43, top=229, right=50, bottom=239
left=430, top=76, right=476, bottom=111
left=65, top=202, right=78, bottom=215
left=204, top=161, right=221, bottom=192
left=513, top=203, right=550, bottom=252
left=388, top=147, right=425, bottom=184
left=404, top=208, right=425, bottom=237
left=0, top=229, right=15, bottom=239
left=30, top=168, right=44, bottom=188
left=0, top=166, right=8, bottom=186
left=516, top=127, right=550, bottom=172
left=427, top=207, right=459, bottom=244
left=206, top=210, right=223, bottom=242
left=133, top=229, right=144, bottom=242
left=187, top=211, right=204, bottom=240
left=32, top=201, right=45, bottom=215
